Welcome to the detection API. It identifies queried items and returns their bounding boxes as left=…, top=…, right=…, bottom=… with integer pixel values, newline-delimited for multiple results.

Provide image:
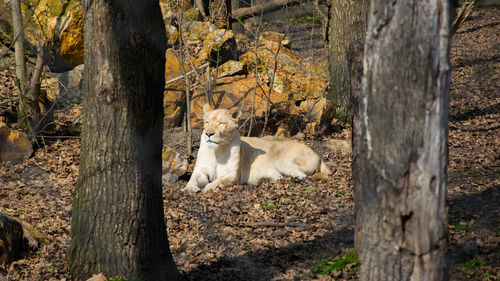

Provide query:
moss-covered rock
left=190, top=75, right=289, bottom=128
left=212, top=60, right=246, bottom=78
left=0, top=127, right=33, bottom=164
left=197, top=29, right=237, bottom=65
left=162, top=146, right=188, bottom=184
left=0, top=19, right=13, bottom=46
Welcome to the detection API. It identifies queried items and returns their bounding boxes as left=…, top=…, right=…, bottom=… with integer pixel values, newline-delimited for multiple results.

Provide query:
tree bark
left=325, top=0, right=369, bottom=122
left=26, top=42, right=46, bottom=135
left=67, top=1, right=181, bottom=280
left=9, top=0, right=28, bottom=128
left=353, top=0, right=452, bottom=280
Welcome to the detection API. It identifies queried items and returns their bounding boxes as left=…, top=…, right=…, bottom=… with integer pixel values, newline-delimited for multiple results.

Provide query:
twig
left=261, top=29, right=289, bottom=136
left=31, top=135, right=80, bottom=139
left=247, top=10, right=266, bottom=137
left=178, top=0, right=192, bottom=154
left=165, top=63, right=210, bottom=85
left=453, top=0, right=476, bottom=33
left=0, top=98, right=16, bottom=106
left=242, top=221, right=311, bottom=229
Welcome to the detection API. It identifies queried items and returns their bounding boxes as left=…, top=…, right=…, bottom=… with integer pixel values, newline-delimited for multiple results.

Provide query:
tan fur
left=182, top=105, right=331, bottom=192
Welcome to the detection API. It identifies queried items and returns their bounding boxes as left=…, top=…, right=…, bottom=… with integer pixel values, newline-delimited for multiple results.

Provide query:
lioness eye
left=219, top=122, right=226, bottom=125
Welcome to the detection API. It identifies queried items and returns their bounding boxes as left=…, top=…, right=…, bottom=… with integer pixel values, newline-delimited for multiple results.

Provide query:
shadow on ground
left=184, top=227, right=354, bottom=281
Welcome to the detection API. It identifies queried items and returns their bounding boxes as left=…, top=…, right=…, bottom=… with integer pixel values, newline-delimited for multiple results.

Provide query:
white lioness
left=182, top=104, right=331, bottom=192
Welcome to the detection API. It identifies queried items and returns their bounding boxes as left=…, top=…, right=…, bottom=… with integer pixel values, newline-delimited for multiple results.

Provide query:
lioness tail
left=312, top=161, right=331, bottom=181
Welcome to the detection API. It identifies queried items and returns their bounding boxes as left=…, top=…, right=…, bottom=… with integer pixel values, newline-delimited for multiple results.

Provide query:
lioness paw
left=289, top=171, right=306, bottom=180
left=202, top=182, right=219, bottom=192
left=181, top=183, right=200, bottom=193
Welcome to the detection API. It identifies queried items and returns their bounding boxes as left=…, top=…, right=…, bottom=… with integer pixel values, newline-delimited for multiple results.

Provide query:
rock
left=58, top=10, right=84, bottom=67
left=190, top=75, right=289, bottom=128
left=0, top=19, right=13, bottom=46
left=35, top=65, right=83, bottom=133
left=54, top=64, right=84, bottom=103
left=41, top=77, right=60, bottom=102
left=160, top=1, right=175, bottom=26
left=271, top=70, right=328, bottom=101
left=181, top=21, right=216, bottom=41
left=160, top=0, right=192, bottom=26
left=196, top=28, right=237, bottom=65
left=0, top=0, right=80, bottom=69
left=184, top=7, right=202, bottom=21
left=240, top=41, right=301, bottom=74
left=162, top=146, right=188, bottom=184
left=19, top=220, right=47, bottom=251
left=180, top=22, right=238, bottom=65
left=299, top=98, right=335, bottom=136
left=212, top=60, right=245, bottom=78
left=240, top=41, right=328, bottom=102
left=25, top=0, right=80, bottom=42
left=165, top=25, right=178, bottom=45
left=0, top=213, right=26, bottom=265
left=259, top=31, right=290, bottom=47
left=30, top=0, right=81, bottom=70
left=164, top=90, right=185, bottom=129
left=0, top=127, right=32, bottom=164
left=40, top=63, right=83, bottom=127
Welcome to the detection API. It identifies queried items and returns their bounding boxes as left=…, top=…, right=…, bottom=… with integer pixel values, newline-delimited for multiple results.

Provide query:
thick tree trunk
left=67, top=1, right=181, bottom=280
left=325, top=0, right=369, bottom=122
left=353, top=0, right=452, bottom=280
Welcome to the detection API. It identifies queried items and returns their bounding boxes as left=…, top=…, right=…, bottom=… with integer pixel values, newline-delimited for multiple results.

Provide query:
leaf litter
left=0, top=7, right=499, bottom=281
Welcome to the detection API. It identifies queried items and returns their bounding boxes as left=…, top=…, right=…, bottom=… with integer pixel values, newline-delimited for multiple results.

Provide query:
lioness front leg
left=203, top=174, right=238, bottom=192
left=182, top=168, right=210, bottom=192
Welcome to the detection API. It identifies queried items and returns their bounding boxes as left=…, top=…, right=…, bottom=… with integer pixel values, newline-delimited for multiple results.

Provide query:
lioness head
left=202, top=104, right=241, bottom=147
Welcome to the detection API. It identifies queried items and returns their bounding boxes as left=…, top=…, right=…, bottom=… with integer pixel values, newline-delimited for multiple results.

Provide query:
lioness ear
left=203, top=103, right=213, bottom=114
left=229, top=107, right=242, bottom=120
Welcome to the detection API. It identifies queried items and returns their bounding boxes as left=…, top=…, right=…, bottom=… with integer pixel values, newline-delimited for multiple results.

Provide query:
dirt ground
left=0, top=7, right=499, bottom=281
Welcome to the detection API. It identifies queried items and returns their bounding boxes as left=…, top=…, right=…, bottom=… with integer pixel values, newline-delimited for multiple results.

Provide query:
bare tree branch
left=165, top=63, right=209, bottom=85
left=178, top=0, right=193, bottom=154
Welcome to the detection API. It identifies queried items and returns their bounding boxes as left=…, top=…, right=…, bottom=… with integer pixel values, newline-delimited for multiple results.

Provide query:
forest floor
left=0, top=7, right=499, bottom=281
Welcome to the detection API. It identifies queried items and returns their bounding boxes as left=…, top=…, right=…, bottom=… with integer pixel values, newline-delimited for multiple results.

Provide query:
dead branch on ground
left=242, top=221, right=311, bottom=229
left=231, top=0, right=303, bottom=20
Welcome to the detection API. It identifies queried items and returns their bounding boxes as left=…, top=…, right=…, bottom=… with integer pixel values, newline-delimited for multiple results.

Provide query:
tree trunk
left=26, top=43, right=46, bottom=136
left=10, top=0, right=46, bottom=136
left=353, top=0, right=452, bottom=280
left=67, top=1, right=181, bottom=280
left=9, top=0, right=28, bottom=128
left=325, top=0, right=369, bottom=122
left=194, top=0, right=207, bottom=17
